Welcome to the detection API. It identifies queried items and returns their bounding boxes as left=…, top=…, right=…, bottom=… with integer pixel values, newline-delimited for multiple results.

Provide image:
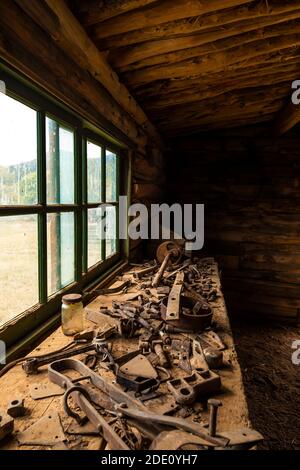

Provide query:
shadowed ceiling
left=70, top=0, right=300, bottom=137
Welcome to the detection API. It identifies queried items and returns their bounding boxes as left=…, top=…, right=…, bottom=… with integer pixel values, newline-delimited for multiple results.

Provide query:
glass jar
left=61, top=293, right=84, bottom=336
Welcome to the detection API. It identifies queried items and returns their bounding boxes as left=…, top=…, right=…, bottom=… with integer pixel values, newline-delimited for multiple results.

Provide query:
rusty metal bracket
left=167, top=369, right=221, bottom=405
left=7, top=398, right=26, bottom=418
left=166, top=271, right=184, bottom=321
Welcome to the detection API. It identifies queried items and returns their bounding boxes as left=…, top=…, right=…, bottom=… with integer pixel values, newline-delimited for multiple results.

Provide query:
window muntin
left=0, top=92, right=37, bottom=205
left=0, top=83, right=123, bottom=330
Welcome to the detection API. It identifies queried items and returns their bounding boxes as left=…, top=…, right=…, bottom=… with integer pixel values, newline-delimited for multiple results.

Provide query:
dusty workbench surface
left=0, top=258, right=250, bottom=450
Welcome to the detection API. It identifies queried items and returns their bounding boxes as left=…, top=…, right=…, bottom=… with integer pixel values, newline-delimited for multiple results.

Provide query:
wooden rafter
left=90, top=1, right=300, bottom=49
left=88, top=0, right=253, bottom=39
left=72, top=0, right=158, bottom=26
left=14, top=0, right=163, bottom=148
left=108, top=13, right=300, bottom=70
left=72, top=0, right=300, bottom=134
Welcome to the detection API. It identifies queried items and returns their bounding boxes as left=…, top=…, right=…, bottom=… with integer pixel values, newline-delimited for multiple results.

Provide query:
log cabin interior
left=0, top=0, right=300, bottom=453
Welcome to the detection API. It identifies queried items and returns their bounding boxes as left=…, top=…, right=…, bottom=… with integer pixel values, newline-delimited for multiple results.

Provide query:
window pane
left=47, top=212, right=75, bottom=295
left=106, top=206, right=117, bottom=257
left=88, top=208, right=103, bottom=268
left=87, top=141, right=102, bottom=203
left=0, top=215, right=38, bottom=326
left=0, top=93, right=37, bottom=205
left=46, top=117, right=74, bottom=204
left=106, top=150, right=117, bottom=202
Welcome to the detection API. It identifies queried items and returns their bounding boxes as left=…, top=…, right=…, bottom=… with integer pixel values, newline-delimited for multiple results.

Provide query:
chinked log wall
left=0, top=0, right=164, bottom=260
left=168, top=126, right=300, bottom=323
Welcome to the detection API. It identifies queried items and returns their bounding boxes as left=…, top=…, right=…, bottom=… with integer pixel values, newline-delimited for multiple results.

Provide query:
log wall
left=168, top=125, right=300, bottom=323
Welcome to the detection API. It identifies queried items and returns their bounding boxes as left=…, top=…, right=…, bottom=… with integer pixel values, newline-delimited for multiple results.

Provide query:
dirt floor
left=232, top=316, right=300, bottom=450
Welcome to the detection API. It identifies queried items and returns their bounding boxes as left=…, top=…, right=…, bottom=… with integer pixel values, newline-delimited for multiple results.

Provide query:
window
left=86, top=141, right=120, bottom=269
left=0, top=93, right=37, bottom=205
left=46, top=117, right=75, bottom=204
left=0, top=76, right=124, bottom=331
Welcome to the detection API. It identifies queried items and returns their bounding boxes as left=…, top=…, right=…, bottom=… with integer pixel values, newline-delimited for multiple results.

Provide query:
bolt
left=208, top=398, right=222, bottom=437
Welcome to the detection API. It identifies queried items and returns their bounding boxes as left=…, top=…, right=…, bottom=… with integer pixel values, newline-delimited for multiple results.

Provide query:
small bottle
left=61, top=293, right=84, bottom=336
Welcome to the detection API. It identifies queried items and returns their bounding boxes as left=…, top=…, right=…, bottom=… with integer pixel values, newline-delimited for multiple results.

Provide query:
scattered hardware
left=17, top=411, right=65, bottom=446
left=7, top=399, right=26, bottom=418
left=134, top=263, right=157, bottom=279
left=191, top=339, right=208, bottom=370
left=116, top=371, right=160, bottom=393
left=208, top=398, right=222, bottom=437
left=197, top=330, right=226, bottom=351
left=167, top=369, right=221, bottom=405
left=150, top=429, right=208, bottom=450
left=0, top=413, right=14, bottom=441
left=22, top=336, right=116, bottom=375
left=91, top=279, right=132, bottom=296
left=29, top=382, right=65, bottom=400
left=161, top=291, right=213, bottom=331
left=0, top=252, right=264, bottom=451
left=119, top=354, right=157, bottom=379
left=48, top=359, right=228, bottom=449
left=203, top=347, right=223, bottom=369
left=166, top=272, right=184, bottom=320
left=152, top=241, right=183, bottom=287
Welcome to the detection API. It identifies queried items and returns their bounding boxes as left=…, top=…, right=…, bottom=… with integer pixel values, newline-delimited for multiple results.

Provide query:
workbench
left=0, top=258, right=251, bottom=450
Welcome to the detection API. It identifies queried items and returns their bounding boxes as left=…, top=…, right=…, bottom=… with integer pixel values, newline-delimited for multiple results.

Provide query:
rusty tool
left=165, top=271, right=184, bottom=321
left=22, top=338, right=115, bottom=375
left=152, top=251, right=172, bottom=287
left=208, top=399, right=222, bottom=437
left=152, top=241, right=183, bottom=287
left=134, top=263, right=157, bottom=279
left=152, top=340, right=169, bottom=368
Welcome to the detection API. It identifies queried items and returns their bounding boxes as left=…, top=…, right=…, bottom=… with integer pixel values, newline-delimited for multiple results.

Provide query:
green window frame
left=0, top=64, right=128, bottom=354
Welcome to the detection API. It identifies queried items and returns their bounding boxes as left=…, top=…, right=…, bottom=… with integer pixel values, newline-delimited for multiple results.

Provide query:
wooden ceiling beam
left=91, top=0, right=300, bottom=49
left=0, top=0, right=147, bottom=148
left=14, top=0, right=163, bottom=148
left=152, top=84, right=289, bottom=123
left=142, top=75, right=297, bottom=111
left=89, top=0, right=253, bottom=39
left=164, top=114, right=274, bottom=136
left=72, top=0, right=157, bottom=26
left=135, top=61, right=300, bottom=104
left=122, top=34, right=300, bottom=86
left=116, top=21, right=300, bottom=74
left=109, top=12, right=300, bottom=70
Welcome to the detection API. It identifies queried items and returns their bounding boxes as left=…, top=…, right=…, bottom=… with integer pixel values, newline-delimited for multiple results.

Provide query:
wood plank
left=14, top=0, right=163, bottom=149
left=123, top=34, right=300, bottom=86
left=92, top=1, right=300, bottom=49
left=109, top=14, right=300, bottom=70
left=135, top=59, right=300, bottom=102
left=141, top=72, right=297, bottom=110
left=73, top=0, right=157, bottom=26
left=89, top=0, right=253, bottom=39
